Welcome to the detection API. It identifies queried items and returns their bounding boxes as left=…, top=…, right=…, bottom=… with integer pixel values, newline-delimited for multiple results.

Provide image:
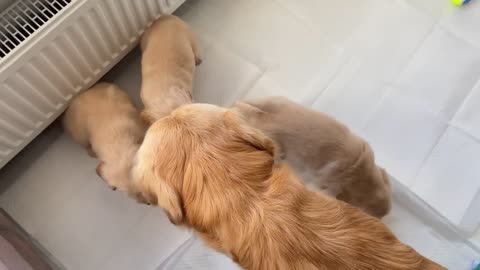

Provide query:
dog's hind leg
left=86, top=144, right=97, bottom=158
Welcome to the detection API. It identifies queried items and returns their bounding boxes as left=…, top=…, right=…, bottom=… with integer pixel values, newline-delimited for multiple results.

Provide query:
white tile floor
left=1, top=0, right=480, bottom=269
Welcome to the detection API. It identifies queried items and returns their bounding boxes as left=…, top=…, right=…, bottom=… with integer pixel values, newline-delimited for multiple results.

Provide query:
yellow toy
left=453, top=0, right=472, bottom=6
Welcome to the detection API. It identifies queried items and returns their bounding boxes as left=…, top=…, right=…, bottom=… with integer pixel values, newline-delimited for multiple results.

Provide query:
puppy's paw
left=95, top=161, right=105, bottom=178
left=96, top=162, right=118, bottom=191
left=131, top=191, right=152, bottom=206
left=195, top=56, right=202, bottom=66
left=86, top=144, right=97, bottom=158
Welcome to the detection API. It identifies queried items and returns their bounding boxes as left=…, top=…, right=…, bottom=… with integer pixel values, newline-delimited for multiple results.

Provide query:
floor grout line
left=95, top=209, right=152, bottom=270
left=449, top=77, right=480, bottom=125
left=409, top=125, right=449, bottom=188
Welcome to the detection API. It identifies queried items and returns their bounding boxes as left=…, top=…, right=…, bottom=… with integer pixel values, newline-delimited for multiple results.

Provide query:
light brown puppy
left=140, top=15, right=202, bottom=124
left=63, top=82, right=146, bottom=199
left=235, top=96, right=391, bottom=218
left=132, top=103, right=444, bottom=270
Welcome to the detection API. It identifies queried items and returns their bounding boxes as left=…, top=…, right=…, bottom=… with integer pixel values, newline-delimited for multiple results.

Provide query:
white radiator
left=0, top=0, right=185, bottom=169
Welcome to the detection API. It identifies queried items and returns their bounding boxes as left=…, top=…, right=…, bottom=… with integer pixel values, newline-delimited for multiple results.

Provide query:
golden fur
left=235, top=96, right=392, bottom=218
left=140, top=15, right=202, bottom=124
left=133, top=103, right=444, bottom=270
left=63, top=82, right=147, bottom=201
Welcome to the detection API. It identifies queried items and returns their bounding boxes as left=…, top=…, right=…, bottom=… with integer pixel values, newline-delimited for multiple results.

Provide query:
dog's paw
left=195, top=56, right=202, bottom=66
left=86, top=144, right=97, bottom=158
left=95, top=161, right=105, bottom=178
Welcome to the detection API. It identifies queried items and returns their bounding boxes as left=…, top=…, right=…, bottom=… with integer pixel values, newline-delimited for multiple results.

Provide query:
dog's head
left=132, top=103, right=276, bottom=228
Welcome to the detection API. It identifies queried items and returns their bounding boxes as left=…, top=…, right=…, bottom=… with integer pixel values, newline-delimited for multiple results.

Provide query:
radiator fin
left=0, top=99, right=37, bottom=132
left=2, top=84, right=45, bottom=126
left=0, top=0, right=73, bottom=58
left=7, top=74, right=55, bottom=115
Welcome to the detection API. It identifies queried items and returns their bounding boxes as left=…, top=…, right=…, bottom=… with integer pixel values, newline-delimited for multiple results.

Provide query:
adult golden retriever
left=132, top=103, right=444, bottom=270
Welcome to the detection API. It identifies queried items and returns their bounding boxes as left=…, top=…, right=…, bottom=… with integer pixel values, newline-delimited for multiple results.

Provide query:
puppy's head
left=132, top=103, right=275, bottom=227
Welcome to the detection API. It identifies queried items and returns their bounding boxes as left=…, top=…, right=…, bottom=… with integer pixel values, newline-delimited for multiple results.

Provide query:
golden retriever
left=235, top=96, right=391, bottom=218
left=140, top=15, right=202, bottom=124
left=132, top=103, right=444, bottom=270
left=63, top=82, right=146, bottom=200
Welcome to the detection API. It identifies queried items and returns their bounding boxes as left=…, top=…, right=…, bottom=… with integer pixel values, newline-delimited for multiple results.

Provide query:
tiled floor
left=1, top=0, right=480, bottom=269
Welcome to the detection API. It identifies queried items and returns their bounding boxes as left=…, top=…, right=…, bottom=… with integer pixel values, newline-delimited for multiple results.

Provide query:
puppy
left=63, top=82, right=147, bottom=200
left=140, top=15, right=202, bottom=124
left=235, top=96, right=391, bottom=218
left=132, top=103, right=444, bottom=270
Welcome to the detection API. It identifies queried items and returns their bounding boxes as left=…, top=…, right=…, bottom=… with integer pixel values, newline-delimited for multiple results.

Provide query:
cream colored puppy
left=140, top=15, right=202, bottom=124
left=63, top=82, right=146, bottom=197
left=235, top=96, right=392, bottom=218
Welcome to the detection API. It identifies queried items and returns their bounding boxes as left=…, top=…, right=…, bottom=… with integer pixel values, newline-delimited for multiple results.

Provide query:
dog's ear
left=234, top=101, right=264, bottom=118
left=224, top=110, right=275, bottom=155
left=133, top=160, right=184, bottom=225
left=156, top=180, right=184, bottom=225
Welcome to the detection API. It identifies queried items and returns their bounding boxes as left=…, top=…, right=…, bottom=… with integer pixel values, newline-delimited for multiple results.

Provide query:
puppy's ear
left=224, top=110, right=275, bottom=155
left=233, top=101, right=264, bottom=118
left=133, top=160, right=184, bottom=225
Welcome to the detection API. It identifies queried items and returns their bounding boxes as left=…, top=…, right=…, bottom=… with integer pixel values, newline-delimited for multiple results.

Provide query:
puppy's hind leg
left=314, top=161, right=341, bottom=196
left=95, top=161, right=105, bottom=179
left=86, top=143, right=97, bottom=158
left=95, top=162, right=117, bottom=191
left=190, top=34, right=203, bottom=66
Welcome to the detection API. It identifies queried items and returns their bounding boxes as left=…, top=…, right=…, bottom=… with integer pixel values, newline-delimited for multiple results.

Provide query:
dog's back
left=64, top=82, right=146, bottom=193
left=63, top=82, right=123, bottom=147
left=140, top=15, right=198, bottom=70
left=63, top=82, right=143, bottom=155
left=140, top=15, right=201, bottom=123
left=242, top=167, right=442, bottom=270
left=305, top=191, right=441, bottom=270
